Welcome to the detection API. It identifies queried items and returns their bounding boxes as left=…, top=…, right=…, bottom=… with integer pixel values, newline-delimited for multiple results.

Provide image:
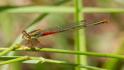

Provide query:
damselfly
left=22, top=20, right=107, bottom=47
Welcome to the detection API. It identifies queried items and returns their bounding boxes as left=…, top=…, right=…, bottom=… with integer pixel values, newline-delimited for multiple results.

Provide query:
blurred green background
left=0, top=0, right=124, bottom=70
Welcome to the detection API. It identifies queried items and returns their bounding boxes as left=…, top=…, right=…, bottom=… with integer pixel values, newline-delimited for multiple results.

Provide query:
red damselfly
left=22, top=20, right=107, bottom=47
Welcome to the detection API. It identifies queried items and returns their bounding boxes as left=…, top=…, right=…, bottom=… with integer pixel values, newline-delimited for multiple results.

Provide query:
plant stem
left=0, top=45, right=20, bottom=56
left=74, top=0, right=87, bottom=70
left=0, top=56, right=106, bottom=70
left=1, top=47, right=124, bottom=59
left=34, top=48, right=124, bottom=59
left=0, top=56, right=28, bottom=65
left=1, top=7, right=124, bottom=13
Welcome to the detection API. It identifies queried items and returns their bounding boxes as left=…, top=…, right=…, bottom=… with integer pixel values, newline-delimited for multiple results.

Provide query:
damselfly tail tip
left=80, top=19, right=108, bottom=24
left=92, top=19, right=108, bottom=26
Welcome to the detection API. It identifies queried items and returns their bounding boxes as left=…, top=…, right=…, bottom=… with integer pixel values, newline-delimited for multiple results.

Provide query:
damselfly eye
left=22, top=30, right=31, bottom=40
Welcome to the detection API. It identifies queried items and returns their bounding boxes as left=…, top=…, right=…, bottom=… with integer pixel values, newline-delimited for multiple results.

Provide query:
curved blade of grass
left=26, top=0, right=71, bottom=28
left=0, top=0, right=71, bottom=57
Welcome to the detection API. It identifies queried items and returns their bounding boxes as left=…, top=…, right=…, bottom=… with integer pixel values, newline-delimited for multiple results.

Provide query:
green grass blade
left=74, top=0, right=87, bottom=70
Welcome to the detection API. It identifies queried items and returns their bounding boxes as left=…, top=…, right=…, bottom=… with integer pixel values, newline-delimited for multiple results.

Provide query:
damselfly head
left=22, top=30, right=31, bottom=40
left=22, top=29, right=42, bottom=40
